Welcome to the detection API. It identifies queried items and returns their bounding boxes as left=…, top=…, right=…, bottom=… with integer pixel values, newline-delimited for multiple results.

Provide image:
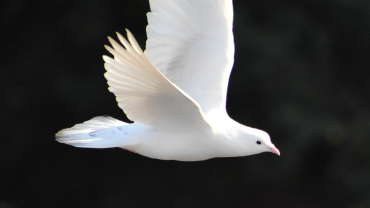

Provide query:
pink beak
left=269, top=146, right=280, bottom=156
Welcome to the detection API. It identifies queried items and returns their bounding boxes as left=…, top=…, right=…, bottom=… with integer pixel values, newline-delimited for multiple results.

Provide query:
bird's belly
left=134, top=131, right=221, bottom=161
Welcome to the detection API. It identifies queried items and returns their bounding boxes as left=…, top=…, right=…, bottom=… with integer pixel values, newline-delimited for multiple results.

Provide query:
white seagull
left=56, top=0, right=280, bottom=161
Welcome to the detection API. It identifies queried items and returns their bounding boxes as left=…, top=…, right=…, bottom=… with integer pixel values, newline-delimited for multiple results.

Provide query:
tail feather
left=56, top=116, right=131, bottom=148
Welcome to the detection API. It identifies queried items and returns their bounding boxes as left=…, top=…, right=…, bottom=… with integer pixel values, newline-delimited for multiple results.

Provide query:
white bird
left=56, top=0, right=280, bottom=161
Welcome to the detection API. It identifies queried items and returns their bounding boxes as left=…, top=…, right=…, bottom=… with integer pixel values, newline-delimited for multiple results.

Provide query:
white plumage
left=146, top=0, right=234, bottom=113
left=56, top=0, right=280, bottom=161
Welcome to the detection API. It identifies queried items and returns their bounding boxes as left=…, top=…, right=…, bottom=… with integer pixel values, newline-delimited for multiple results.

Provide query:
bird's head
left=238, top=126, right=280, bottom=156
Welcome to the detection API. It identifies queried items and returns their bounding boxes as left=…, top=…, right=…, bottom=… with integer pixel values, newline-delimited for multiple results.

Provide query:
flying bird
left=56, top=0, right=280, bottom=161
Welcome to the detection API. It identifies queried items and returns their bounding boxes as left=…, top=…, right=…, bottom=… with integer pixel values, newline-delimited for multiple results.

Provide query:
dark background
left=1, top=0, right=370, bottom=207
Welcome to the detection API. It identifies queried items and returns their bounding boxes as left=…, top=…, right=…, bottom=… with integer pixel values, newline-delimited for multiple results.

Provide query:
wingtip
left=126, top=29, right=133, bottom=36
left=107, top=36, right=116, bottom=46
left=116, top=32, right=125, bottom=40
left=104, top=45, right=113, bottom=52
left=116, top=31, right=123, bottom=37
left=102, top=55, right=110, bottom=62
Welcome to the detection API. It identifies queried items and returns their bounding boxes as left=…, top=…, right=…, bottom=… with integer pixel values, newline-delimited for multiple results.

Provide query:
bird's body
left=56, top=0, right=280, bottom=161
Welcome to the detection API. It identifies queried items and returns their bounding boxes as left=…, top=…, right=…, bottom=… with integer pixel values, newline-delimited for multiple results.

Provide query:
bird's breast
left=134, top=130, right=228, bottom=161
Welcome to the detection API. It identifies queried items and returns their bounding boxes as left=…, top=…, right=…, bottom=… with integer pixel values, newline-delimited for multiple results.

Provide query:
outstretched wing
left=146, top=0, right=234, bottom=114
left=104, top=30, right=211, bottom=132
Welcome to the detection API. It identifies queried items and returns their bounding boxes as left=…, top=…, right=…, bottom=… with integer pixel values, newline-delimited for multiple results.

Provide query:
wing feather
left=104, top=30, right=211, bottom=132
left=146, top=0, right=235, bottom=114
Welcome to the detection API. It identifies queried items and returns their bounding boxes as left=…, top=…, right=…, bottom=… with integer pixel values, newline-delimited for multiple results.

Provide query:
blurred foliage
left=1, top=0, right=370, bottom=207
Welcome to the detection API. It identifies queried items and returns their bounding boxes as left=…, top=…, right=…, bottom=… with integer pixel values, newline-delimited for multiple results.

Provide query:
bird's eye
left=256, top=141, right=262, bottom=145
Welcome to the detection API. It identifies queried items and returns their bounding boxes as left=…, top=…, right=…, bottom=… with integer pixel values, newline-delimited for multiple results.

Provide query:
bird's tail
left=56, top=116, right=132, bottom=148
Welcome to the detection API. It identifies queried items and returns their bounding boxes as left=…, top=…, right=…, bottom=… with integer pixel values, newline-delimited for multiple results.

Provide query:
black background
left=1, top=0, right=370, bottom=207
